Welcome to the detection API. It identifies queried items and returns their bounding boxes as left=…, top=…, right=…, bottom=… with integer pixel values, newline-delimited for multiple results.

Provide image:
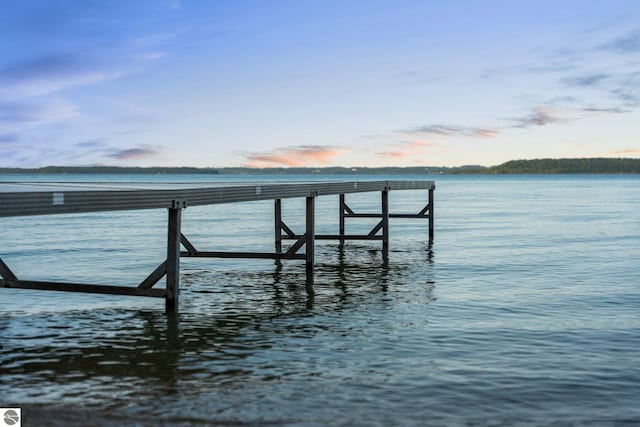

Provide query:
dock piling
left=165, top=206, right=182, bottom=313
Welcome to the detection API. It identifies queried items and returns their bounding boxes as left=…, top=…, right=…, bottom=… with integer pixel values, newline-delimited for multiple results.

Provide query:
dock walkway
left=0, top=180, right=435, bottom=312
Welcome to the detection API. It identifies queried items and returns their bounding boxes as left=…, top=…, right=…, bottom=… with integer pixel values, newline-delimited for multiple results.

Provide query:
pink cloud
left=611, top=148, right=640, bottom=155
left=377, top=140, right=441, bottom=159
left=243, top=145, right=347, bottom=168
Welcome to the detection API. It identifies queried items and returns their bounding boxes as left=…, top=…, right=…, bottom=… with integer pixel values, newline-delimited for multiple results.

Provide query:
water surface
left=1, top=174, right=639, bottom=426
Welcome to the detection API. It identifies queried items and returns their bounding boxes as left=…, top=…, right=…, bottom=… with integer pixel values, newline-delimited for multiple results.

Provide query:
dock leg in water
left=305, top=195, right=315, bottom=282
left=165, top=207, right=182, bottom=313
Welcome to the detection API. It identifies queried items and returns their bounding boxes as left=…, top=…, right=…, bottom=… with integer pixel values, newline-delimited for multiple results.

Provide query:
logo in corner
left=2, top=408, right=21, bottom=427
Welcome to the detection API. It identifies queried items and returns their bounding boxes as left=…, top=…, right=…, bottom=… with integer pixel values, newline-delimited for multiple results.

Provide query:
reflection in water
left=0, top=243, right=437, bottom=416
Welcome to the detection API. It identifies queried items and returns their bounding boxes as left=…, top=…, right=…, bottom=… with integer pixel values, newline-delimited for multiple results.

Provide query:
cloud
left=611, top=148, right=640, bottom=155
left=562, top=73, right=611, bottom=88
left=376, top=141, right=441, bottom=159
left=399, top=124, right=498, bottom=139
left=581, top=106, right=628, bottom=114
left=107, top=145, right=163, bottom=160
left=0, top=99, right=78, bottom=125
left=512, top=106, right=566, bottom=128
left=0, top=53, right=121, bottom=101
left=243, top=145, right=347, bottom=167
left=601, top=28, right=640, bottom=53
left=0, top=133, right=19, bottom=143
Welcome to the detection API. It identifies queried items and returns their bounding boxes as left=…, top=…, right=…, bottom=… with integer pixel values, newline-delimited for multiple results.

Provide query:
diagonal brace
left=138, top=260, right=168, bottom=289
left=280, top=220, right=296, bottom=237
left=0, top=257, right=18, bottom=281
left=180, top=233, right=198, bottom=255
left=417, top=202, right=431, bottom=217
left=343, top=203, right=355, bottom=215
left=286, top=234, right=307, bottom=256
left=368, top=220, right=384, bottom=237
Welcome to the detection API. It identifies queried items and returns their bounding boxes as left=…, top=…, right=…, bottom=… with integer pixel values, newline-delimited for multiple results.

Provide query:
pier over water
left=0, top=180, right=434, bottom=312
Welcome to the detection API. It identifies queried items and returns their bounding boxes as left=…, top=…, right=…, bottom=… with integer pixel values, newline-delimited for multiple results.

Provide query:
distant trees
left=484, top=158, right=640, bottom=174
left=1, top=158, right=639, bottom=174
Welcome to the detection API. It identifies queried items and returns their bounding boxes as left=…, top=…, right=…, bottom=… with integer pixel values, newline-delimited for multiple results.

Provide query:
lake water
left=1, top=174, right=639, bottom=426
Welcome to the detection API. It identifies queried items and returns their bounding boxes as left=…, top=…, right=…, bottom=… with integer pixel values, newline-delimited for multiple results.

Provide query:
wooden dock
left=0, top=180, right=435, bottom=312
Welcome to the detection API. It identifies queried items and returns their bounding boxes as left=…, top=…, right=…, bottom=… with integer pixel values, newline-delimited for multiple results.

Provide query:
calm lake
left=1, top=174, right=639, bottom=426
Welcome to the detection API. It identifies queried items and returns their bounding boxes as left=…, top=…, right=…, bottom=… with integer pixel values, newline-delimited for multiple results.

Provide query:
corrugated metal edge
left=0, top=180, right=435, bottom=217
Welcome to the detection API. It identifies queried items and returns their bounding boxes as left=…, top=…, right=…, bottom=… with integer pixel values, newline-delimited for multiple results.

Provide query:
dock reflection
left=0, top=243, right=436, bottom=407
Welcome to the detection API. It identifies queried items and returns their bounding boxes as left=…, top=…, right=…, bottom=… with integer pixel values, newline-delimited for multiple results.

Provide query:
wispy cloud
left=562, top=73, right=611, bottom=88
left=107, top=145, right=163, bottom=160
left=600, top=28, right=640, bottom=53
left=512, top=106, right=567, bottom=128
left=580, top=106, right=628, bottom=114
left=243, top=145, right=347, bottom=167
left=376, top=140, right=442, bottom=159
left=0, top=54, right=122, bottom=101
left=0, top=133, right=19, bottom=144
left=611, top=148, right=640, bottom=155
left=398, top=124, right=498, bottom=139
left=0, top=99, right=78, bottom=125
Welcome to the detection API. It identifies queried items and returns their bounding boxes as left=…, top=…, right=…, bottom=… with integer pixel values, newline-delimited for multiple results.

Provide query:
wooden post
left=165, top=207, right=182, bottom=313
left=382, top=189, right=389, bottom=252
left=428, top=188, right=434, bottom=241
left=339, top=193, right=345, bottom=246
left=274, top=198, right=282, bottom=254
left=305, top=195, right=315, bottom=278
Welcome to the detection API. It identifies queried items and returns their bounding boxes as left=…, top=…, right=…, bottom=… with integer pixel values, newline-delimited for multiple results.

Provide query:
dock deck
left=0, top=180, right=435, bottom=312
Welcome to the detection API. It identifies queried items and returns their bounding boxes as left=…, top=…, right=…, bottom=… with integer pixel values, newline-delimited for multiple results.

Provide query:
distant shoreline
left=1, top=158, right=639, bottom=175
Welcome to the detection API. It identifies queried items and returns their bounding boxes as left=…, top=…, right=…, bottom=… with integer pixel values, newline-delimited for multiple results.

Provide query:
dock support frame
left=280, top=187, right=432, bottom=251
left=0, top=201, right=191, bottom=307
left=1, top=185, right=434, bottom=313
left=181, top=193, right=316, bottom=282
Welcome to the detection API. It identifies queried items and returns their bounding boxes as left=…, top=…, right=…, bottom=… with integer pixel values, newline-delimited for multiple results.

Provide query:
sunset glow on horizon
left=1, top=1, right=639, bottom=168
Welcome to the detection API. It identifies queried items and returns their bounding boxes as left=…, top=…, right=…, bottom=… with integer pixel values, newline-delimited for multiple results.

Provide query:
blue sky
left=1, top=0, right=639, bottom=168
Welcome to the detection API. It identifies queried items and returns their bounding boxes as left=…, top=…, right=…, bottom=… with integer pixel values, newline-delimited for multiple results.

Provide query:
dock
left=0, top=180, right=435, bottom=312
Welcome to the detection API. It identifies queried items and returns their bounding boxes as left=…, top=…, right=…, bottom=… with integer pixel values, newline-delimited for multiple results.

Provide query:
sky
left=0, top=0, right=639, bottom=168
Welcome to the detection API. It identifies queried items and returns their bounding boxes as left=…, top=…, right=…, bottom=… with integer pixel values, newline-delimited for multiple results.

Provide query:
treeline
left=216, top=166, right=474, bottom=174
left=451, top=158, right=640, bottom=174
left=1, top=158, right=639, bottom=174
left=0, top=166, right=219, bottom=174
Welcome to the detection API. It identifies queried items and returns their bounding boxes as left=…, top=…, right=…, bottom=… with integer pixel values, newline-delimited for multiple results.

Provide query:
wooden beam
left=4, top=279, right=165, bottom=297
left=180, top=250, right=305, bottom=260
left=165, top=207, right=182, bottom=312
left=428, top=188, right=435, bottom=240
left=138, top=260, right=167, bottom=289
left=305, top=195, right=315, bottom=276
left=382, top=189, right=389, bottom=252
left=0, top=258, right=17, bottom=281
